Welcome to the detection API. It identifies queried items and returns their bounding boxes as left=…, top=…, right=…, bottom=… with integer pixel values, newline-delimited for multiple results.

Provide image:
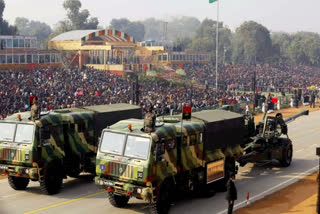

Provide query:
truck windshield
left=15, top=124, right=34, bottom=144
left=100, top=132, right=126, bottom=155
left=0, top=123, right=16, bottom=142
left=124, top=136, right=150, bottom=160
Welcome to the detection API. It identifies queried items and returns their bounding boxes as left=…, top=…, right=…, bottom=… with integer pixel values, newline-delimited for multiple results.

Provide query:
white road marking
left=216, top=165, right=319, bottom=214
left=295, top=149, right=304, bottom=153
left=311, top=144, right=318, bottom=147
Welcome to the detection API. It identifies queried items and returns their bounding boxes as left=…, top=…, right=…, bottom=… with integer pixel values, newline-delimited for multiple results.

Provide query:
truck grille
left=105, top=162, right=134, bottom=179
left=1, top=149, right=25, bottom=163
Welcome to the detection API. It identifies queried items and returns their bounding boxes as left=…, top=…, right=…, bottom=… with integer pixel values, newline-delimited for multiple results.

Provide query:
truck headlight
left=25, top=169, right=29, bottom=174
left=99, top=179, right=104, bottom=185
left=104, top=181, right=113, bottom=186
left=137, top=188, right=142, bottom=194
left=0, top=165, right=7, bottom=170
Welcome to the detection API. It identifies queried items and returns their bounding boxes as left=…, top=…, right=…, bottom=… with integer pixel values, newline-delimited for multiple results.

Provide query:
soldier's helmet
left=32, top=97, right=38, bottom=104
left=275, top=113, right=283, bottom=119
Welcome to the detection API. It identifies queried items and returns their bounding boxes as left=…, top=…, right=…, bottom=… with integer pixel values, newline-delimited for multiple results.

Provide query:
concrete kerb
left=217, top=166, right=319, bottom=214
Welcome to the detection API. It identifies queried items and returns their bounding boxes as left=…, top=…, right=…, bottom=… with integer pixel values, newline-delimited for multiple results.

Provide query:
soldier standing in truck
left=30, top=97, right=40, bottom=121
left=144, top=106, right=156, bottom=133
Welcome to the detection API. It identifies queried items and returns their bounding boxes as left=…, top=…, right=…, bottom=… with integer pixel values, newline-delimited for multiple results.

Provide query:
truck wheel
left=150, top=181, right=173, bottom=214
left=8, top=176, right=29, bottom=190
left=40, top=168, right=63, bottom=195
left=107, top=193, right=129, bottom=208
left=280, top=145, right=293, bottom=167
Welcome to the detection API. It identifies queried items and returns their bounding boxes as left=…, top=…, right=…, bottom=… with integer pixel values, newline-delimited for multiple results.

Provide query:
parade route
left=0, top=109, right=319, bottom=214
left=235, top=172, right=318, bottom=214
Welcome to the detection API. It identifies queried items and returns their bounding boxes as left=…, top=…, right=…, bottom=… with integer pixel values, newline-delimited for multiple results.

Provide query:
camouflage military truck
left=95, top=110, right=245, bottom=214
left=0, top=104, right=141, bottom=195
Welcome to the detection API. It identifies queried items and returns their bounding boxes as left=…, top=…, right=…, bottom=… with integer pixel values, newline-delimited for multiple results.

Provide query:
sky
left=3, top=0, right=320, bottom=33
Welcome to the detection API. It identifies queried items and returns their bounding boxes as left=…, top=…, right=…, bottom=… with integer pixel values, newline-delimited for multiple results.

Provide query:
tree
left=142, top=18, right=163, bottom=41
left=271, top=32, right=292, bottom=63
left=110, top=18, right=145, bottom=42
left=15, top=17, right=52, bottom=42
left=173, top=37, right=192, bottom=52
left=287, top=32, right=320, bottom=65
left=232, top=21, right=272, bottom=64
left=55, top=0, right=99, bottom=33
left=142, top=16, right=201, bottom=42
left=0, top=0, right=17, bottom=35
left=167, top=16, right=201, bottom=41
left=188, top=19, right=232, bottom=63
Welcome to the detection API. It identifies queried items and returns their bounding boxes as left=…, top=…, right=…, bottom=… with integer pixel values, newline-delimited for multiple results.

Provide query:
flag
left=183, top=106, right=192, bottom=120
left=209, top=0, right=217, bottom=3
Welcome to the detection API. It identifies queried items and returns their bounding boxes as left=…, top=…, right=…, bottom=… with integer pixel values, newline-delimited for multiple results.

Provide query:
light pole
left=223, top=46, right=227, bottom=65
left=215, top=0, right=219, bottom=91
left=317, top=147, right=320, bottom=214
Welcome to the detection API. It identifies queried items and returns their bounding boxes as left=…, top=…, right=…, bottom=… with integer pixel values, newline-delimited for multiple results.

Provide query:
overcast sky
left=3, top=0, right=320, bottom=33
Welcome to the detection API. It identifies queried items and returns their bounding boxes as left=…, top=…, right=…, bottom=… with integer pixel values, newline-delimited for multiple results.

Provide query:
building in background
left=49, top=29, right=210, bottom=75
left=49, top=29, right=137, bottom=75
left=0, top=35, right=61, bottom=70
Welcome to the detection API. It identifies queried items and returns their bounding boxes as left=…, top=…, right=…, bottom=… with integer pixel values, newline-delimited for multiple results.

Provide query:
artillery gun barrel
left=283, top=109, right=309, bottom=124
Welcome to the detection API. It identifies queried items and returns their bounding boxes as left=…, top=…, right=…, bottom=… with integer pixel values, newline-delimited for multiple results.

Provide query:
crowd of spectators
left=182, top=63, right=320, bottom=91
left=0, top=62, right=319, bottom=119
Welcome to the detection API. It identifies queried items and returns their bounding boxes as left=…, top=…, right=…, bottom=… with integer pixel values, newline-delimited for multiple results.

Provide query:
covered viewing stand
left=49, top=29, right=138, bottom=74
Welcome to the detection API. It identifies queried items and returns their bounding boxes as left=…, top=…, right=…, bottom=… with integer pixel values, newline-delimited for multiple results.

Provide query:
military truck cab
left=0, top=104, right=142, bottom=194
left=95, top=110, right=245, bottom=214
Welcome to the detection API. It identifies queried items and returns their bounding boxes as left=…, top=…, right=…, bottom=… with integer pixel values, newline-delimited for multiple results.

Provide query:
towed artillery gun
left=238, top=110, right=309, bottom=167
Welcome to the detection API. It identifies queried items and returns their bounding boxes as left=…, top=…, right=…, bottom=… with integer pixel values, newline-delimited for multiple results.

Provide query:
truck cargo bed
left=192, top=110, right=245, bottom=150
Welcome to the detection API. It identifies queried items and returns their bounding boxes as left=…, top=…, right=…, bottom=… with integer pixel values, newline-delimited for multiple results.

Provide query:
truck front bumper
left=0, top=164, right=39, bottom=180
left=95, top=176, right=154, bottom=202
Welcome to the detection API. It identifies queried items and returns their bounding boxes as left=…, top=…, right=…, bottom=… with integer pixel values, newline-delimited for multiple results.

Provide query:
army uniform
left=30, top=103, right=40, bottom=121
left=226, top=177, right=237, bottom=214
left=144, top=112, right=156, bottom=133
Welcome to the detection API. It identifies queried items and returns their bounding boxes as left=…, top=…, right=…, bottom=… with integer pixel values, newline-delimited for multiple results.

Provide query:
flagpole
left=215, top=0, right=219, bottom=91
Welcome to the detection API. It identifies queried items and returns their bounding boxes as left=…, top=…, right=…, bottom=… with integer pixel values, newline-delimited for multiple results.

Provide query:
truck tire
left=40, top=167, right=63, bottom=195
left=150, top=180, right=173, bottom=214
left=280, top=145, right=293, bottom=167
left=8, top=176, right=29, bottom=190
left=107, top=193, right=129, bottom=208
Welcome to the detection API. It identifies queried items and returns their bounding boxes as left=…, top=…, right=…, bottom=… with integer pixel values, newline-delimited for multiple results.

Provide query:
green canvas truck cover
left=192, top=110, right=245, bottom=150
left=83, top=104, right=142, bottom=139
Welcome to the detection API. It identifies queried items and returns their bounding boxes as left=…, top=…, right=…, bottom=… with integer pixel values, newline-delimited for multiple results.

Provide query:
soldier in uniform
left=144, top=106, right=156, bottom=133
left=30, top=97, right=40, bottom=121
left=275, top=113, right=287, bottom=136
left=310, top=91, right=316, bottom=108
left=226, top=172, right=237, bottom=214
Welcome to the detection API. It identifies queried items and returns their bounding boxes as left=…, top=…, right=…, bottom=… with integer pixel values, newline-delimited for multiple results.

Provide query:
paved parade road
left=0, top=111, right=319, bottom=214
